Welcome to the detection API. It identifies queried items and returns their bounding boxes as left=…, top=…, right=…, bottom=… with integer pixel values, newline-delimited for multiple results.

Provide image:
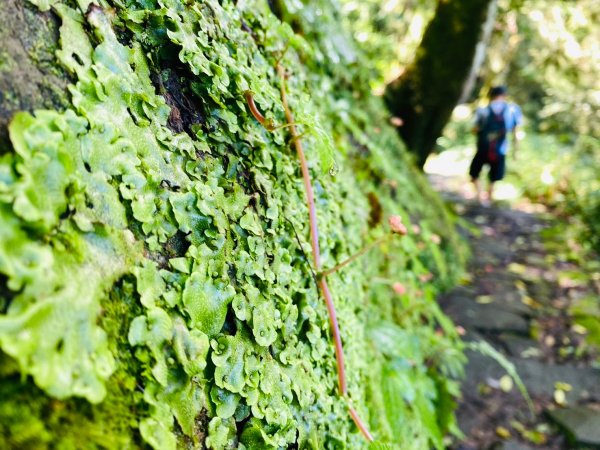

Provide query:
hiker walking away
left=469, top=85, right=522, bottom=203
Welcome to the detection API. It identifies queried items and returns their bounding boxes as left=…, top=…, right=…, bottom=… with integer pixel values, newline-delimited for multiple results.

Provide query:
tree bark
left=458, top=0, right=498, bottom=104
left=384, top=0, right=497, bottom=167
left=0, top=0, right=70, bottom=150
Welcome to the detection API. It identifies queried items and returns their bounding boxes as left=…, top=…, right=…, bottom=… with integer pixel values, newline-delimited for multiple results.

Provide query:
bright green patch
left=0, top=0, right=467, bottom=448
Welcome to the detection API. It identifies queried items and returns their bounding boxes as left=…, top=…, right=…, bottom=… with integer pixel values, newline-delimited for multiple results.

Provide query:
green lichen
left=0, top=0, right=467, bottom=448
left=1, top=107, right=142, bottom=403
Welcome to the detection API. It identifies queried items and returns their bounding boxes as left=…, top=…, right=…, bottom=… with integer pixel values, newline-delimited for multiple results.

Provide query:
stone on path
left=547, top=406, right=600, bottom=447
left=455, top=443, right=536, bottom=450
left=463, top=351, right=600, bottom=403
left=496, top=441, right=537, bottom=450
left=499, top=334, right=540, bottom=358
left=442, top=293, right=530, bottom=334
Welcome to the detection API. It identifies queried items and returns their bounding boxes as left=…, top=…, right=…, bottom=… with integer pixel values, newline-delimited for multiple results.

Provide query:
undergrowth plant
left=0, top=0, right=467, bottom=448
left=466, top=340, right=534, bottom=417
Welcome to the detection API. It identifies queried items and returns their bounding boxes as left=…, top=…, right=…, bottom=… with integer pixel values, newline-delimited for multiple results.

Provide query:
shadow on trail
left=426, top=161, right=600, bottom=450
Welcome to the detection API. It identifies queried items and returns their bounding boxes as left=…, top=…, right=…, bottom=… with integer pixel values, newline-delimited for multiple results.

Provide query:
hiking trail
left=427, top=159, right=600, bottom=450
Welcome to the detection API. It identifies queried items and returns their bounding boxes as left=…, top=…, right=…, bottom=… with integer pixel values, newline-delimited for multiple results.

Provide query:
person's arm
left=511, top=104, right=523, bottom=159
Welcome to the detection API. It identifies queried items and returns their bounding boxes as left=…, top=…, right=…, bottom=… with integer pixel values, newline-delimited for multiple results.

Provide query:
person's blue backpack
left=477, top=105, right=507, bottom=162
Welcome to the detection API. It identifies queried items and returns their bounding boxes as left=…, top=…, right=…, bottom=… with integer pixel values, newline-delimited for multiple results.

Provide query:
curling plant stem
left=277, top=63, right=373, bottom=442
left=322, top=236, right=388, bottom=277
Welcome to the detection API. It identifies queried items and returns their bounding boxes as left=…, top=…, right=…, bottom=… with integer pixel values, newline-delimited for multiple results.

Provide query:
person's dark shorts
left=469, top=151, right=506, bottom=182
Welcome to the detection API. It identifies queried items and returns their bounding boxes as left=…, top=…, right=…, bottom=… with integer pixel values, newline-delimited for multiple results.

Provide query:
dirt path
left=427, top=169, right=600, bottom=450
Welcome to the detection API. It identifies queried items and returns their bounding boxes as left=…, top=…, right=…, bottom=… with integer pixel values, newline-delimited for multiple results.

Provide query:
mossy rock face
left=0, top=0, right=467, bottom=448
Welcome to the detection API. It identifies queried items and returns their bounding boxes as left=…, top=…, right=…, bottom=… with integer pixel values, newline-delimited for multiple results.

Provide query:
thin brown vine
left=276, top=62, right=373, bottom=441
left=242, top=61, right=406, bottom=442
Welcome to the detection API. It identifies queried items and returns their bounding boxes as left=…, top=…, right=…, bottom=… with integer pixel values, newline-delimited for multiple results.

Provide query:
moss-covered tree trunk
left=0, top=1, right=467, bottom=448
left=384, top=0, right=497, bottom=167
left=0, top=0, right=70, bottom=148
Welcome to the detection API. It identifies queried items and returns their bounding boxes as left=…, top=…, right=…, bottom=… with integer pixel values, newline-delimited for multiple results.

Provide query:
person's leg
left=488, top=154, right=506, bottom=202
left=473, top=179, right=481, bottom=200
left=469, top=152, right=485, bottom=201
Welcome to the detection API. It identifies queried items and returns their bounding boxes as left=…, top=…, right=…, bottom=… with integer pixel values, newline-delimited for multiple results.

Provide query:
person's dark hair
left=489, top=85, right=507, bottom=99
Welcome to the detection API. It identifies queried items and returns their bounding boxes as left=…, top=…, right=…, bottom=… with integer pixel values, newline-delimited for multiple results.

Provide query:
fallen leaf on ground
left=522, top=295, right=542, bottom=308
left=508, top=263, right=527, bottom=275
left=554, top=389, right=567, bottom=406
left=554, top=381, right=572, bottom=392
left=496, top=426, right=511, bottom=439
left=499, top=375, right=513, bottom=392
left=476, top=295, right=494, bottom=304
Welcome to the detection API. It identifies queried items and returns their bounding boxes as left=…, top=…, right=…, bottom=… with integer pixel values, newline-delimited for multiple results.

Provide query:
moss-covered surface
left=0, top=0, right=467, bottom=448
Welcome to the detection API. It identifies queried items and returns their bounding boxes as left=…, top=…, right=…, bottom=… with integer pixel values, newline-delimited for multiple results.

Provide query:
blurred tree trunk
left=384, top=0, right=498, bottom=167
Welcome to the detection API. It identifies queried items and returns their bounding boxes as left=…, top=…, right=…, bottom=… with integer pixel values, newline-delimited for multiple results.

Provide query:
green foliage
left=498, top=130, right=600, bottom=356
left=337, top=0, right=436, bottom=89
left=440, top=102, right=600, bottom=257
left=485, top=0, right=600, bottom=139
left=0, top=0, right=467, bottom=448
left=570, top=294, right=600, bottom=351
left=504, top=133, right=600, bottom=254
